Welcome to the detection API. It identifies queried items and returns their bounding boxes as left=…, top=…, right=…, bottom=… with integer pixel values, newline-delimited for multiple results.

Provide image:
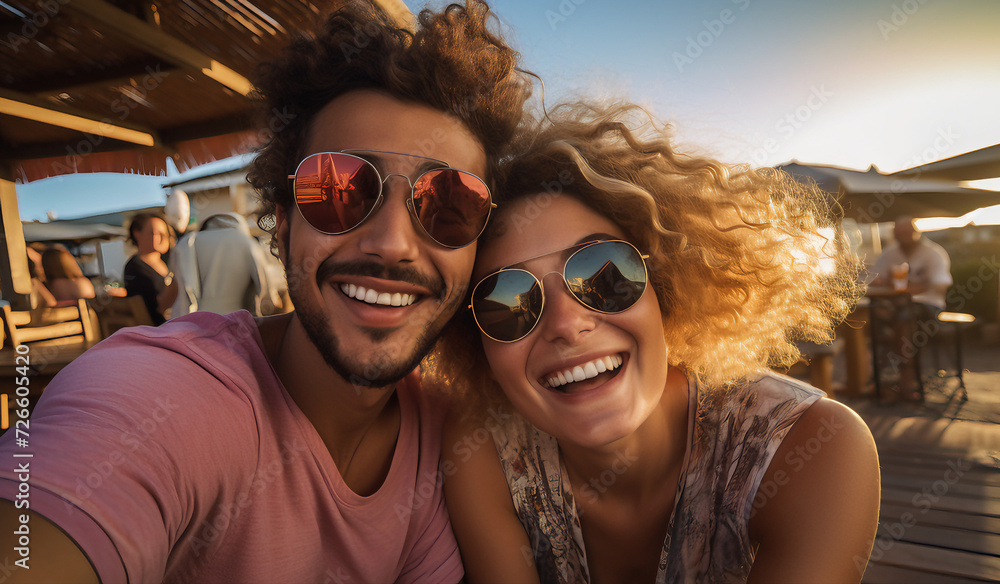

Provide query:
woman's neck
left=561, top=367, right=690, bottom=503
left=559, top=368, right=691, bottom=584
left=138, top=251, right=165, bottom=268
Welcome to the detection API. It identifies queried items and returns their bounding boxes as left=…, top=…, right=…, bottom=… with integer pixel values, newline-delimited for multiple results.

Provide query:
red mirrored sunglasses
left=287, top=150, right=494, bottom=248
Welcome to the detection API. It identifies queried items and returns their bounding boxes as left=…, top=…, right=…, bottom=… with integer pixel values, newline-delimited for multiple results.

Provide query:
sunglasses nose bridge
left=536, top=275, right=600, bottom=343
left=537, top=270, right=585, bottom=314
left=379, top=173, right=426, bottom=231
left=380, top=173, right=415, bottom=193
left=538, top=270, right=564, bottom=287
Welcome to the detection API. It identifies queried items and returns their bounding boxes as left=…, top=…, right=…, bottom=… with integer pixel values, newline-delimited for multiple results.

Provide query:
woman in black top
left=124, top=213, right=178, bottom=324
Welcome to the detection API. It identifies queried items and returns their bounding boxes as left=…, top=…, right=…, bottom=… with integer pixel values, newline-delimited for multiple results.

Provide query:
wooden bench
left=88, top=294, right=154, bottom=339
left=0, top=298, right=98, bottom=392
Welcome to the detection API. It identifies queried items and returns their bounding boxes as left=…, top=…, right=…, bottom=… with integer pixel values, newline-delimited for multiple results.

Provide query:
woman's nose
left=536, top=273, right=598, bottom=344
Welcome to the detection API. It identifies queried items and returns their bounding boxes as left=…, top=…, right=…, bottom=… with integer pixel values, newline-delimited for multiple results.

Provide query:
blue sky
left=476, top=0, right=1000, bottom=170
left=15, top=0, right=1000, bottom=222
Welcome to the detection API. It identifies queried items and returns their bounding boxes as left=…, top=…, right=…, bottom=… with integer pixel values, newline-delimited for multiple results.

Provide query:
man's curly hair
left=426, top=102, right=865, bottom=409
left=246, top=0, right=531, bottom=224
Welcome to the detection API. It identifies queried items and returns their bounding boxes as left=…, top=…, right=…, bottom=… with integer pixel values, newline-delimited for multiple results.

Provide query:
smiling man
left=0, top=2, right=529, bottom=582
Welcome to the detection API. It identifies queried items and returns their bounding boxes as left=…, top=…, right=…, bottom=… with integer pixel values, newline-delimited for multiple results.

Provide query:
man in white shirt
left=870, top=216, right=954, bottom=398
left=872, top=216, right=953, bottom=312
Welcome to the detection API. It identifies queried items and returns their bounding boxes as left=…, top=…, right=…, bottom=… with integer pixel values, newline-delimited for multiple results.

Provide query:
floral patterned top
left=489, top=372, right=823, bottom=584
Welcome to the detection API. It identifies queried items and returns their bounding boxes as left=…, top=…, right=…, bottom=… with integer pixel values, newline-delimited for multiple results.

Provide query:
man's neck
left=257, top=312, right=402, bottom=493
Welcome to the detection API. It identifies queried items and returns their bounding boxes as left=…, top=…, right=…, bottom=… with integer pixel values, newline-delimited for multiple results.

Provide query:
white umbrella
left=780, top=163, right=1000, bottom=221
left=21, top=222, right=126, bottom=243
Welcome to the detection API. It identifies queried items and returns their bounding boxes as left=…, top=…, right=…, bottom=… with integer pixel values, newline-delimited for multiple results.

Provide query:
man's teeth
left=340, top=283, right=416, bottom=307
left=547, top=354, right=623, bottom=388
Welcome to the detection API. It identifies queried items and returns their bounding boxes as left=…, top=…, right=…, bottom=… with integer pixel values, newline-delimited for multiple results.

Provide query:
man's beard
left=292, top=293, right=442, bottom=388
left=285, top=253, right=456, bottom=389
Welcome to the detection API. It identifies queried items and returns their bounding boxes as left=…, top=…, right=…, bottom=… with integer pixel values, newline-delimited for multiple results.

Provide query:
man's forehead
left=344, top=149, right=448, bottom=175
left=301, top=89, right=486, bottom=177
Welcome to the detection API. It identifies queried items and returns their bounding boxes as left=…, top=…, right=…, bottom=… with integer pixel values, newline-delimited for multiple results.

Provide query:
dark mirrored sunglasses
left=471, top=240, right=648, bottom=342
left=288, top=151, right=493, bottom=248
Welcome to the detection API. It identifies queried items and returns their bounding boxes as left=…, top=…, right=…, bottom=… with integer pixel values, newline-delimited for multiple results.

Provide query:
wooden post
left=0, top=162, right=32, bottom=311
left=838, top=307, right=870, bottom=397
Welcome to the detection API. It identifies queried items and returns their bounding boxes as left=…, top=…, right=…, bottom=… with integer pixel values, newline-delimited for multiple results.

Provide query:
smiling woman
left=429, top=102, right=880, bottom=584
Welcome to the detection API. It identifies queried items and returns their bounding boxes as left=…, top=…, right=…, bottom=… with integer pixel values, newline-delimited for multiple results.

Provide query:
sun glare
left=963, top=178, right=1000, bottom=191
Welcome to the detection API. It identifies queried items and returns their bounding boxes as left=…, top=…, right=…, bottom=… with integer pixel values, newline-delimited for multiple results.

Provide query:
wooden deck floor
left=855, top=412, right=1000, bottom=582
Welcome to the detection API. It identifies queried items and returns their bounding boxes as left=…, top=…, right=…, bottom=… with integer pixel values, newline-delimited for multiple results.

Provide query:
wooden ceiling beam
left=61, top=0, right=253, bottom=96
left=18, top=60, right=178, bottom=96
left=0, top=136, right=153, bottom=162
left=0, top=87, right=162, bottom=148
left=0, top=114, right=253, bottom=161
left=159, top=114, right=251, bottom=143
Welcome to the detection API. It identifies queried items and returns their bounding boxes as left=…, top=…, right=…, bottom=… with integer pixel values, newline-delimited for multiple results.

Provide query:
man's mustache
left=316, top=259, right=445, bottom=298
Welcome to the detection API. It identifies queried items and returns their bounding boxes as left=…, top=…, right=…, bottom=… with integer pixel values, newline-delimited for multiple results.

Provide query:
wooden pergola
left=0, top=0, right=411, bottom=309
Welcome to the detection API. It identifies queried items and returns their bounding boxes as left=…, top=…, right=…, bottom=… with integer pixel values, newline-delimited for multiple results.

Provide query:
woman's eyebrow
left=574, top=232, right=619, bottom=246
left=500, top=232, right=624, bottom=270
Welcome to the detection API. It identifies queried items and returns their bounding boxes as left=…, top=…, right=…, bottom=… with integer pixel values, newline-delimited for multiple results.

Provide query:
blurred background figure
left=25, top=244, right=57, bottom=308
left=170, top=212, right=282, bottom=317
left=124, top=212, right=178, bottom=325
left=869, top=216, right=954, bottom=397
left=871, top=216, right=953, bottom=315
left=41, top=247, right=96, bottom=303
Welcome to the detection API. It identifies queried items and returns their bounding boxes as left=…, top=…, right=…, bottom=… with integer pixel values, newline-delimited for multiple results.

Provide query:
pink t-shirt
left=0, top=311, right=462, bottom=584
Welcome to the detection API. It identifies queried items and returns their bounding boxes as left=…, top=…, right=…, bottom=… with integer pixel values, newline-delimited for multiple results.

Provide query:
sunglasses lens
left=412, top=170, right=491, bottom=247
left=566, top=241, right=647, bottom=312
left=294, top=153, right=381, bottom=234
left=472, top=270, right=543, bottom=342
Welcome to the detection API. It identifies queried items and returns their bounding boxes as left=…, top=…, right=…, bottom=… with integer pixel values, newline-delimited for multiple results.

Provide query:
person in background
left=435, top=104, right=879, bottom=583
left=170, top=212, right=282, bottom=317
left=25, top=244, right=57, bottom=308
left=123, top=212, right=179, bottom=324
left=871, top=216, right=953, bottom=316
left=41, top=247, right=96, bottom=303
left=869, top=216, right=953, bottom=398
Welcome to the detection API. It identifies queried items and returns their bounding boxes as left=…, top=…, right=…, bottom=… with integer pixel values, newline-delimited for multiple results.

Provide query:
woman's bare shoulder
left=748, top=398, right=879, bottom=583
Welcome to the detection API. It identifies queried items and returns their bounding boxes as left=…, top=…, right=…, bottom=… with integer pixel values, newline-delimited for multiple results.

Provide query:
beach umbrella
left=780, top=163, right=1000, bottom=222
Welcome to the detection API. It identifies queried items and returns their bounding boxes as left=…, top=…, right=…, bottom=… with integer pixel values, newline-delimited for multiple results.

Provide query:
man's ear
left=274, top=205, right=289, bottom=265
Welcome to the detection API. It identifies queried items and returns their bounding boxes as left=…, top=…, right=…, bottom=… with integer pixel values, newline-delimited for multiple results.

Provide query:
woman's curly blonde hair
left=425, top=102, right=864, bottom=407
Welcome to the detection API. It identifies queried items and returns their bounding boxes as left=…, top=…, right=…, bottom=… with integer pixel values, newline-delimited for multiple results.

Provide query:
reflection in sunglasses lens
left=473, top=270, right=542, bottom=342
left=414, top=170, right=491, bottom=248
left=296, top=154, right=381, bottom=233
left=568, top=242, right=646, bottom=312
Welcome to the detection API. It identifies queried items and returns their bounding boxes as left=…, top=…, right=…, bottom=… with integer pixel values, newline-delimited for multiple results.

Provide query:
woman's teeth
left=546, top=354, right=623, bottom=389
left=340, top=283, right=416, bottom=307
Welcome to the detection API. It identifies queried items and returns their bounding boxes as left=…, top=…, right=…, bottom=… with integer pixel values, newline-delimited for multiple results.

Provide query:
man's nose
left=356, top=175, right=421, bottom=263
